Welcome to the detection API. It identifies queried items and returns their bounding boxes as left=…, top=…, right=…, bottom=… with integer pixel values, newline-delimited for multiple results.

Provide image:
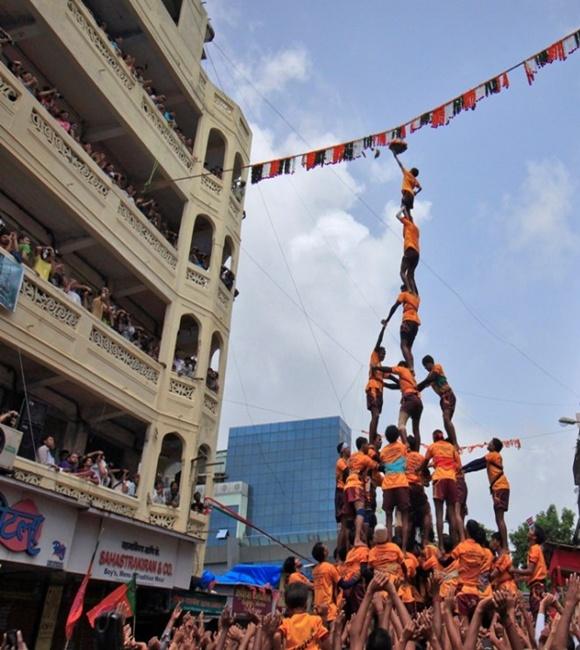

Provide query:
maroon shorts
left=456, top=592, right=479, bottom=617
left=433, top=478, right=457, bottom=504
left=345, top=486, right=364, bottom=505
left=366, top=388, right=383, bottom=413
left=439, top=390, right=456, bottom=418
left=409, top=484, right=428, bottom=516
left=401, top=190, right=415, bottom=210
left=335, top=487, right=345, bottom=522
left=382, top=487, right=410, bottom=513
left=455, top=475, right=468, bottom=517
left=400, top=320, right=419, bottom=346
left=492, top=489, right=510, bottom=512
left=400, top=393, right=423, bottom=418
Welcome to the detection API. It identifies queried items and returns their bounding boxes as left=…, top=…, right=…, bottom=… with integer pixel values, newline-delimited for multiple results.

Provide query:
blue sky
left=204, top=1, right=580, bottom=533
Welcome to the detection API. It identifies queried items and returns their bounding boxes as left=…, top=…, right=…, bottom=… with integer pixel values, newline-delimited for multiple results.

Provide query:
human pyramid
left=306, top=141, right=552, bottom=626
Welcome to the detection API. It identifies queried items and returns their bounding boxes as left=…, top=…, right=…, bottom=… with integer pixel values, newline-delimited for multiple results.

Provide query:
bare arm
left=383, top=300, right=400, bottom=326
left=350, top=574, right=389, bottom=650
left=464, top=597, right=494, bottom=650
left=375, top=322, right=387, bottom=350
left=416, top=371, right=436, bottom=392
left=393, top=152, right=405, bottom=172
left=552, top=574, right=580, bottom=650
left=493, top=591, right=524, bottom=650
left=441, top=588, right=463, bottom=650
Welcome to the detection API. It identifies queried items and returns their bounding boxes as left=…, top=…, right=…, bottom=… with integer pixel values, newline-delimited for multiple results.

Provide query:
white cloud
left=228, top=47, right=311, bottom=115
left=506, top=158, right=578, bottom=256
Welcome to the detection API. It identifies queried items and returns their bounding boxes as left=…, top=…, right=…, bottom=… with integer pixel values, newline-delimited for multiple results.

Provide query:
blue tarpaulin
left=215, top=563, right=281, bottom=588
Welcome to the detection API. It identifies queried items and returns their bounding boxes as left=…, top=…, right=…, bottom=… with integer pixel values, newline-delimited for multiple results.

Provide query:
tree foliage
left=509, top=504, right=576, bottom=568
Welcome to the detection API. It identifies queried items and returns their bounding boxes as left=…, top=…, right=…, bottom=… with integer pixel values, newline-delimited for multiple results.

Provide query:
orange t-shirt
left=399, top=552, right=419, bottom=603
left=312, top=562, right=339, bottom=620
left=345, top=452, right=377, bottom=490
left=343, top=545, right=369, bottom=580
left=439, top=558, right=460, bottom=598
left=401, top=215, right=420, bottom=252
left=279, top=612, right=328, bottom=650
left=452, top=539, right=488, bottom=595
left=485, top=451, right=510, bottom=491
left=366, top=349, right=385, bottom=393
left=380, top=442, right=408, bottom=489
left=527, top=544, right=547, bottom=584
left=402, top=170, right=419, bottom=196
left=390, top=365, right=419, bottom=396
left=335, top=457, right=348, bottom=489
left=398, top=291, right=421, bottom=325
left=429, top=364, right=451, bottom=395
left=426, top=440, right=460, bottom=481
left=406, top=451, right=425, bottom=486
left=493, top=552, right=518, bottom=593
left=288, top=572, right=312, bottom=586
left=368, top=542, right=405, bottom=581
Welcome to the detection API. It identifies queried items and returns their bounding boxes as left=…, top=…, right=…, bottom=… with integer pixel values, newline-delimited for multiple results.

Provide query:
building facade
left=204, top=417, right=352, bottom=573
left=0, top=0, right=250, bottom=646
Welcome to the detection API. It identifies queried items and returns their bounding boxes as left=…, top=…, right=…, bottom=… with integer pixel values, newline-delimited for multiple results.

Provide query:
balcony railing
left=186, top=263, right=210, bottom=289
left=168, top=372, right=197, bottom=400
left=14, top=269, right=162, bottom=396
left=117, top=200, right=177, bottom=270
left=12, top=457, right=139, bottom=518
left=65, top=0, right=194, bottom=171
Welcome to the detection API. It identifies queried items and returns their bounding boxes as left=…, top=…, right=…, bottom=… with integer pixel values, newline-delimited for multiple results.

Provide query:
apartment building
left=0, top=0, right=250, bottom=645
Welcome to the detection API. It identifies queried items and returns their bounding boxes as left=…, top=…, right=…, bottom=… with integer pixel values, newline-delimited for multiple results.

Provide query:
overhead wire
left=209, top=38, right=580, bottom=401
left=257, top=184, right=347, bottom=419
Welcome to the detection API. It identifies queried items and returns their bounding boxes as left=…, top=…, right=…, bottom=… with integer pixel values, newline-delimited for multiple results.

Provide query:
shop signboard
left=0, top=482, right=77, bottom=570
left=68, top=513, right=196, bottom=590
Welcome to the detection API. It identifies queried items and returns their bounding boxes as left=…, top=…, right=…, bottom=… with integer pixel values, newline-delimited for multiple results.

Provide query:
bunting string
left=361, top=431, right=521, bottom=455
left=248, top=27, right=580, bottom=184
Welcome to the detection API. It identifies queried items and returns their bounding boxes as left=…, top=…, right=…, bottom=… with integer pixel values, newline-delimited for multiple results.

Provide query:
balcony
left=0, top=71, right=179, bottom=293
left=1, top=267, right=162, bottom=413
left=12, top=457, right=140, bottom=518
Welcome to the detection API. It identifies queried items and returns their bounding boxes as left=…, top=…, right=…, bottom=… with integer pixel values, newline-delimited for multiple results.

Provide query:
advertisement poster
left=0, top=255, right=24, bottom=312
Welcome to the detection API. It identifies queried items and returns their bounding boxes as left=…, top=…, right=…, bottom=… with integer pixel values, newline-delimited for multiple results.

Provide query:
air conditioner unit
left=0, top=424, right=23, bottom=470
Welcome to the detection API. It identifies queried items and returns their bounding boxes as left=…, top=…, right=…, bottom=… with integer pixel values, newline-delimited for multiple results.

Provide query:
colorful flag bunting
left=249, top=28, right=580, bottom=184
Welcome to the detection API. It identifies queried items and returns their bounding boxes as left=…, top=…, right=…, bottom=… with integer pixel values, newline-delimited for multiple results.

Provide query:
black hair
left=398, top=360, right=408, bottom=368
left=285, top=583, right=309, bottom=610
left=422, top=355, right=434, bottom=365
left=282, top=556, right=297, bottom=574
left=534, top=525, right=546, bottom=545
left=337, top=546, right=347, bottom=561
left=41, top=434, right=53, bottom=444
left=410, top=167, right=419, bottom=177
left=378, top=346, right=386, bottom=355
left=355, top=436, right=367, bottom=450
left=312, top=542, right=326, bottom=563
left=407, top=434, right=418, bottom=452
left=442, top=534, right=453, bottom=554
left=490, top=437, right=503, bottom=452
left=336, top=442, right=345, bottom=455
left=366, top=628, right=392, bottom=650
left=385, top=425, right=399, bottom=444
left=491, top=532, right=502, bottom=543
left=365, top=627, right=393, bottom=650
left=466, top=519, right=480, bottom=540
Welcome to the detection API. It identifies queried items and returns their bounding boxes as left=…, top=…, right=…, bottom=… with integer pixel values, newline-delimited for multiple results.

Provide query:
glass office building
left=225, top=416, right=351, bottom=542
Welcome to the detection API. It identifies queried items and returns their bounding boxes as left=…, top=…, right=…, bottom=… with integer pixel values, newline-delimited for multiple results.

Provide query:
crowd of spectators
left=151, top=477, right=181, bottom=508
left=0, top=229, right=161, bottom=359
left=91, top=17, right=196, bottom=155
left=34, top=433, right=140, bottom=496
left=173, top=353, right=197, bottom=379
left=2, top=47, right=179, bottom=246
left=190, top=247, right=211, bottom=270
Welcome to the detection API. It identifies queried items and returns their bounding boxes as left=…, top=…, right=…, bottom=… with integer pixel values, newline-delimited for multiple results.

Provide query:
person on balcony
left=151, top=479, right=166, bottom=505
left=36, top=434, right=56, bottom=468
left=165, top=480, right=180, bottom=507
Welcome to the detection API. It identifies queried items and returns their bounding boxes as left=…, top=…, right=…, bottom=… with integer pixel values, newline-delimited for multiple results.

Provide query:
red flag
left=66, top=570, right=91, bottom=641
left=86, top=576, right=136, bottom=628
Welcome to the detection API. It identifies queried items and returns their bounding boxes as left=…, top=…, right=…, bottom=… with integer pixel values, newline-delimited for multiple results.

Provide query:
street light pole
left=561, top=413, right=580, bottom=545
